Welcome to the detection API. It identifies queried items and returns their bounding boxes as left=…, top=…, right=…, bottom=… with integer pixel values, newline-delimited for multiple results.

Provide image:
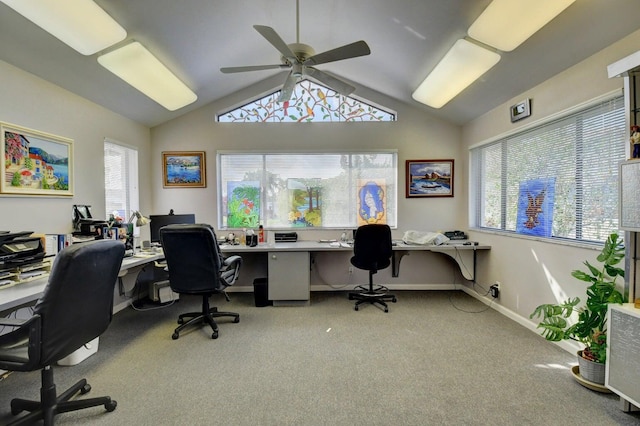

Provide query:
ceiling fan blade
left=305, top=68, right=355, bottom=96
left=303, top=40, right=370, bottom=66
left=278, top=72, right=298, bottom=102
left=254, top=25, right=298, bottom=62
left=220, top=64, right=289, bottom=74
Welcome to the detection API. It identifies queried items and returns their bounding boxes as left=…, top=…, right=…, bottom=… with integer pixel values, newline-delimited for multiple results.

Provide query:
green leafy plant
left=529, top=233, right=625, bottom=363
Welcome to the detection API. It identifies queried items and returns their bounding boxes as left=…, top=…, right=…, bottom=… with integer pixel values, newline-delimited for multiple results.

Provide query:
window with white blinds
left=470, top=95, right=626, bottom=244
left=218, top=152, right=397, bottom=229
left=104, top=139, right=139, bottom=232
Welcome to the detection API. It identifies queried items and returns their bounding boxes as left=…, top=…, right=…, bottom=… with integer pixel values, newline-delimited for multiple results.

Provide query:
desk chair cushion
left=0, top=240, right=125, bottom=370
left=0, top=239, right=125, bottom=424
left=350, top=224, right=393, bottom=273
left=160, top=224, right=224, bottom=294
left=159, top=224, right=241, bottom=340
left=349, top=224, right=396, bottom=312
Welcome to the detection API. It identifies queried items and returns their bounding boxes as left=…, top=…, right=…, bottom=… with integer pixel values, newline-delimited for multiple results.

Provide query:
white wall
left=460, top=29, right=640, bottom=332
left=0, top=60, right=152, bottom=235
left=150, top=74, right=467, bottom=289
left=150, top=73, right=464, bottom=236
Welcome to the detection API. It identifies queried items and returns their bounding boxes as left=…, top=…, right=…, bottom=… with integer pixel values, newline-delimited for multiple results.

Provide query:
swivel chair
left=348, top=224, right=397, bottom=312
left=159, top=224, right=241, bottom=340
left=0, top=240, right=125, bottom=425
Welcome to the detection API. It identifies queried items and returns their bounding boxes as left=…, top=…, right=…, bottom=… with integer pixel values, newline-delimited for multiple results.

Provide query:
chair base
left=8, top=365, right=116, bottom=426
left=172, top=296, right=239, bottom=340
left=348, top=286, right=397, bottom=312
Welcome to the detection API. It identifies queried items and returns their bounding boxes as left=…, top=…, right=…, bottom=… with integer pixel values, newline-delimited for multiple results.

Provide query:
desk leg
left=392, top=251, right=410, bottom=278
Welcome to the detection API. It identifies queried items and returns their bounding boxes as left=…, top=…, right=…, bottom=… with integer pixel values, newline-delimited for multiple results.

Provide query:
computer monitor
left=149, top=214, right=196, bottom=243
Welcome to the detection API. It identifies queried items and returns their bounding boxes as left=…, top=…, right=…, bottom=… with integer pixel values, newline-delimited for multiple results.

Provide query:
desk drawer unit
left=268, top=251, right=309, bottom=302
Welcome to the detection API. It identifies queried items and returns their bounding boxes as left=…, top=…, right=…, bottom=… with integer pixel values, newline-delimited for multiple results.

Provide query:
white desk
left=0, top=252, right=165, bottom=315
left=220, top=241, right=490, bottom=305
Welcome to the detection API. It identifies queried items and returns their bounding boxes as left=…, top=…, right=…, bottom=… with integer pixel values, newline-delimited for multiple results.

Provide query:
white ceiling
left=1, top=0, right=639, bottom=128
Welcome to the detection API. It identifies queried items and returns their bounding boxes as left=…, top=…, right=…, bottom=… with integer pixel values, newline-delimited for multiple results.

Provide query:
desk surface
left=0, top=252, right=165, bottom=314
left=219, top=240, right=490, bottom=252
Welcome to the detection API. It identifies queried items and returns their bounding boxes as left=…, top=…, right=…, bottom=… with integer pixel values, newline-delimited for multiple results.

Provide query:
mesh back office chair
left=348, top=224, right=397, bottom=312
left=0, top=240, right=125, bottom=425
left=159, top=224, right=241, bottom=340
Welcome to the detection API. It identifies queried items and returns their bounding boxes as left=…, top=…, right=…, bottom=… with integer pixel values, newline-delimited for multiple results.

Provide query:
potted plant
left=529, top=232, right=625, bottom=385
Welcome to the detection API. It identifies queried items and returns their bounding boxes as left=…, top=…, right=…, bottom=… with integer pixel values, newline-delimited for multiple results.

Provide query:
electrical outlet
left=490, top=282, right=500, bottom=299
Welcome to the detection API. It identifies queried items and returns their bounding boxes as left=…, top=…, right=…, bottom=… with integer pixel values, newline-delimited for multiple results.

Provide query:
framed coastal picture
left=406, top=159, right=454, bottom=198
left=1, top=122, right=73, bottom=196
left=162, top=151, right=206, bottom=188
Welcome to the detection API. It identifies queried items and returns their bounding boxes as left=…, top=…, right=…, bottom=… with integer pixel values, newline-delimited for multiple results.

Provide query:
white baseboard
left=461, top=286, right=581, bottom=357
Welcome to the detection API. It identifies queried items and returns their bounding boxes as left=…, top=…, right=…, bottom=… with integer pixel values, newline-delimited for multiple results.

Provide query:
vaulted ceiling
left=1, top=0, right=639, bottom=128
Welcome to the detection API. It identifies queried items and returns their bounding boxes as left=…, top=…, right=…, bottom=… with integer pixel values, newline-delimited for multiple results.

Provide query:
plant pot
left=577, top=350, right=605, bottom=385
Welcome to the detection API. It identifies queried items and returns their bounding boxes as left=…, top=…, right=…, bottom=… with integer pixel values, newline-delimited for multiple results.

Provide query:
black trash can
left=253, top=277, right=271, bottom=307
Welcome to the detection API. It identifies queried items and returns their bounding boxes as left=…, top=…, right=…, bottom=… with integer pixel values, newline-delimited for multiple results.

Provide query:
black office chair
left=348, top=224, right=397, bottom=312
left=0, top=240, right=125, bottom=425
left=159, top=224, right=241, bottom=340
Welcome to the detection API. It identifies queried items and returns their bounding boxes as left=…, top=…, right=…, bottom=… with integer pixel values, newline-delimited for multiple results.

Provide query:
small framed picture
left=162, top=151, right=206, bottom=188
left=406, top=159, right=454, bottom=198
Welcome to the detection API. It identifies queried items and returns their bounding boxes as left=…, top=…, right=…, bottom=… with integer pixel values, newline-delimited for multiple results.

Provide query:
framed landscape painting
left=406, top=159, right=454, bottom=198
left=162, top=151, right=206, bottom=188
left=1, top=122, right=73, bottom=196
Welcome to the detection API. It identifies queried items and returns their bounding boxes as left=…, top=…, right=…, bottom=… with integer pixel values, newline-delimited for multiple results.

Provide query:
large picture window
left=218, top=151, right=397, bottom=230
left=470, top=95, right=625, bottom=244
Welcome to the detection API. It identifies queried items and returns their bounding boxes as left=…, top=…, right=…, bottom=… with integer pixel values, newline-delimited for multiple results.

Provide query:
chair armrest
left=0, top=317, right=30, bottom=327
left=222, top=255, right=242, bottom=268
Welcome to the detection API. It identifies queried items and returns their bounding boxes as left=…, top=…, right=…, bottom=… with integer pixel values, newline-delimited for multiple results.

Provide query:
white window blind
left=218, top=152, right=397, bottom=229
left=104, top=139, right=139, bottom=232
left=470, top=95, right=626, bottom=243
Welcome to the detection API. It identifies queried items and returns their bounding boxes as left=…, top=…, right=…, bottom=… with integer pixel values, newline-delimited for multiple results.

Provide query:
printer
left=0, top=231, right=46, bottom=269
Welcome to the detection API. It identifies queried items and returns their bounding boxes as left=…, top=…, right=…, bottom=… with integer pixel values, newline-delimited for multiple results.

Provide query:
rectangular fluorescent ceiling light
left=412, top=39, right=500, bottom=109
left=468, top=0, right=576, bottom=52
left=0, top=0, right=126, bottom=55
left=98, top=42, right=197, bottom=111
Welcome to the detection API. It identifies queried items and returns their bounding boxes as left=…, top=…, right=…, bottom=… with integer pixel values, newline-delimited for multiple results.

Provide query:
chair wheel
left=105, top=400, right=117, bottom=412
left=392, top=297, right=397, bottom=303
left=177, top=318, right=184, bottom=324
left=211, top=331, right=219, bottom=339
left=348, top=294, right=354, bottom=300
left=81, top=383, right=91, bottom=394
left=354, top=305, right=359, bottom=311
left=172, top=332, right=179, bottom=340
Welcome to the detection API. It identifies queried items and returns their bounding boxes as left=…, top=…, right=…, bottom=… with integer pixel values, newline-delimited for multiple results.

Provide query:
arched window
left=218, top=80, right=395, bottom=123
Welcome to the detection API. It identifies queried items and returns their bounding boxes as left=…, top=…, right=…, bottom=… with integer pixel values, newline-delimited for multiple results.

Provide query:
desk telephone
left=444, top=230, right=467, bottom=240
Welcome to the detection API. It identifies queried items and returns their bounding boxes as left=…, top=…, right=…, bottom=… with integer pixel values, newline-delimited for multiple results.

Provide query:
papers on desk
left=329, top=242, right=352, bottom=248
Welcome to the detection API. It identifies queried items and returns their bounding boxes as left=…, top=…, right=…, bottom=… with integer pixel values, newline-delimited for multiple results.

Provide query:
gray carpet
left=1, top=291, right=639, bottom=425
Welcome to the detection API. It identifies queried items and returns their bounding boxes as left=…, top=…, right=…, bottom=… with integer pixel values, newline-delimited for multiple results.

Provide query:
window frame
left=104, top=138, right=140, bottom=235
left=217, top=150, right=398, bottom=230
left=469, top=92, right=626, bottom=245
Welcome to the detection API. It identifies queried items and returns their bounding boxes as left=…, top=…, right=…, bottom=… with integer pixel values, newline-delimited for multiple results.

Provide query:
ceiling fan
left=220, top=0, right=371, bottom=102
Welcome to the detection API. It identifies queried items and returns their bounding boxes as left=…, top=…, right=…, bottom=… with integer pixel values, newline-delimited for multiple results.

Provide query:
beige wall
left=0, top=60, right=152, bottom=234
left=460, top=29, right=640, bottom=334
left=150, top=73, right=464, bottom=235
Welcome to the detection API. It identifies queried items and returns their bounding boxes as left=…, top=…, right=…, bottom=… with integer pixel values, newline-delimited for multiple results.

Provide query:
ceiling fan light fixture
left=0, top=0, right=126, bottom=55
left=412, top=39, right=500, bottom=109
left=468, top=0, right=576, bottom=52
left=98, top=42, right=197, bottom=111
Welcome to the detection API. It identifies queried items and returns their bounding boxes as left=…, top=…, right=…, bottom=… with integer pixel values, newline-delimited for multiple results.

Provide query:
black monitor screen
left=149, top=214, right=196, bottom=243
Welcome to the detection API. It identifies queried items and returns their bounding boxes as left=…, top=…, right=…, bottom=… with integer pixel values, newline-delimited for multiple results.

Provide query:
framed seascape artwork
left=405, top=159, right=454, bottom=198
left=1, top=122, right=73, bottom=196
left=162, top=151, right=206, bottom=188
